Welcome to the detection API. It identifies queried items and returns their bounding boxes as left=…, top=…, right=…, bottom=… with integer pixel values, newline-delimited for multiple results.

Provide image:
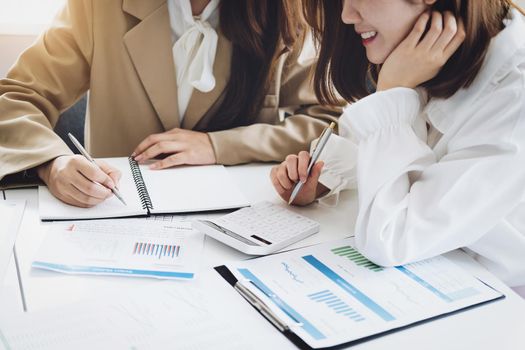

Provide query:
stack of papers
left=0, top=282, right=248, bottom=350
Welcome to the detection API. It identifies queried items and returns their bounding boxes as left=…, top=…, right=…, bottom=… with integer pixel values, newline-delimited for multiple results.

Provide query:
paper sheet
left=141, top=163, right=250, bottom=214
left=32, top=218, right=204, bottom=279
left=0, top=271, right=289, bottom=350
left=0, top=200, right=25, bottom=281
left=226, top=238, right=503, bottom=348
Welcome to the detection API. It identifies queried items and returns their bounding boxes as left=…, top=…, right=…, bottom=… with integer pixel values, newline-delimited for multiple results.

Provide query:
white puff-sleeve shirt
left=318, top=9, right=525, bottom=288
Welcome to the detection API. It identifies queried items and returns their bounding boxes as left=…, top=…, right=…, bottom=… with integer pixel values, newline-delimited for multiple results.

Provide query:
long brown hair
left=304, top=0, right=523, bottom=105
left=205, top=0, right=306, bottom=131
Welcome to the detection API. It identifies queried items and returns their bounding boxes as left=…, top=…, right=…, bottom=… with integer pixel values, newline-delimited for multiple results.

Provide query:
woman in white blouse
left=271, top=0, right=525, bottom=296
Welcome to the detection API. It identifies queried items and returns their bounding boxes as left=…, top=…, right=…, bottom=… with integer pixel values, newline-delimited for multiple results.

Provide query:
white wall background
left=1, top=0, right=525, bottom=77
left=0, top=0, right=65, bottom=77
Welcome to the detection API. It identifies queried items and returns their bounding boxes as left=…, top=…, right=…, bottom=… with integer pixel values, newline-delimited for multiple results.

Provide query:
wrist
left=36, top=159, right=55, bottom=184
left=376, top=78, right=396, bottom=91
left=377, top=67, right=418, bottom=91
left=377, top=79, right=418, bottom=92
left=205, top=133, right=218, bottom=164
left=376, top=81, right=391, bottom=92
left=377, top=79, right=411, bottom=91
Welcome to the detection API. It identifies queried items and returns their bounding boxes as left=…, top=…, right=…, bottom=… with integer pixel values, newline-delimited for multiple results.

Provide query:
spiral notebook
left=38, top=157, right=250, bottom=220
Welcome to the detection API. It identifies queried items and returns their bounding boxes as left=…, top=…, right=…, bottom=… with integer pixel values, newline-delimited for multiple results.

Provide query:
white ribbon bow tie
left=173, top=17, right=218, bottom=93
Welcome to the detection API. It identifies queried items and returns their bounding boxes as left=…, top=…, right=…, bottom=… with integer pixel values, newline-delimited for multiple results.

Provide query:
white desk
left=0, top=249, right=24, bottom=314
left=3, top=164, right=525, bottom=350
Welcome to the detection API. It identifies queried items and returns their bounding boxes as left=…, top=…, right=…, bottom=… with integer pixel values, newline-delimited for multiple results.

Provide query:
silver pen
left=288, top=122, right=336, bottom=205
left=67, top=133, right=127, bottom=206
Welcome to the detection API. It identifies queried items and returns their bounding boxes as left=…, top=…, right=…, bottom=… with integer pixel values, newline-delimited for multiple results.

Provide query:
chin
left=366, top=56, right=385, bottom=65
left=365, top=50, right=387, bottom=65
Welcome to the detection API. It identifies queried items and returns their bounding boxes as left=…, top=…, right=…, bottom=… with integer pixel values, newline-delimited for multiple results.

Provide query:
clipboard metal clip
left=234, top=281, right=292, bottom=333
left=234, top=279, right=303, bottom=332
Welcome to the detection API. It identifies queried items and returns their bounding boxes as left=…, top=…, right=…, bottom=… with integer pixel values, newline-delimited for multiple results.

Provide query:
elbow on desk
left=353, top=207, right=444, bottom=267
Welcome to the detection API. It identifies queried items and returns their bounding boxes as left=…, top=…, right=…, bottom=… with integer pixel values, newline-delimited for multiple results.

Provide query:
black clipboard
left=214, top=264, right=505, bottom=350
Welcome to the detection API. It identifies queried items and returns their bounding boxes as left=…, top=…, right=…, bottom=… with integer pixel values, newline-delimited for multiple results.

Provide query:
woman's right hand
left=270, top=151, right=328, bottom=206
left=37, top=155, right=121, bottom=208
left=377, top=11, right=466, bottom=91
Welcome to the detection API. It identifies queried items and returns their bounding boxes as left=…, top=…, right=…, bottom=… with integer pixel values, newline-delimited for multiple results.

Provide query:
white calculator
left=192, top=202, right=320, bottom=255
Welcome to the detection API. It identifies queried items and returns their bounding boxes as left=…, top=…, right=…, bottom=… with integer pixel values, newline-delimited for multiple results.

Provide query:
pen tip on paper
left=115, top=194, right=127, bottom=206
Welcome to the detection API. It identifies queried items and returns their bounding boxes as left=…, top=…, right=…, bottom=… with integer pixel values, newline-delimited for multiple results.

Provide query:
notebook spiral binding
left=128, top=157, right=153, bottom=211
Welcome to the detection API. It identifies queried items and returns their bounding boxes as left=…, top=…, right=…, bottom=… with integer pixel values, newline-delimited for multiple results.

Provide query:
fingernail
left=150, top=164, right=158, bottom=170
left=301, top=177, right=307, bottom=183
left=131, top=152, right=136, bottom=157
left=135, top=155, right=142, bottom=161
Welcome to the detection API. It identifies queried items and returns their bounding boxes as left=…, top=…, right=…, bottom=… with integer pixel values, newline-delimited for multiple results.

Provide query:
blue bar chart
left=133, top=242, right=181, bottom=259
left=307, top=290, right=365, bottom=322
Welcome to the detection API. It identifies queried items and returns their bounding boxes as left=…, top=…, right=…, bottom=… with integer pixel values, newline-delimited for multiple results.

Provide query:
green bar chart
left=331, top=246, right=384, bottom=272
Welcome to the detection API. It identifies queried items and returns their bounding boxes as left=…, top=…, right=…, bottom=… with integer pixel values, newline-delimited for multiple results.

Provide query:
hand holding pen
left=270, top=122, right=335, bottom=206
left=68, top=133, right=126, bottom=205
left=35, top=135, right=125, bottom=208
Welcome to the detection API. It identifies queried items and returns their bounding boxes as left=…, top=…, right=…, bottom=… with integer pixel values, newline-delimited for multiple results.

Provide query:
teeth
left=360, top=31, right=377, bottom=40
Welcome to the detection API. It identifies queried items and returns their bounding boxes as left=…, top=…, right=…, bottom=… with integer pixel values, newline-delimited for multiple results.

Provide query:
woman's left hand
left=377, top=11, right=466, bottom=91
left=132, top=128, right=217, bottom=169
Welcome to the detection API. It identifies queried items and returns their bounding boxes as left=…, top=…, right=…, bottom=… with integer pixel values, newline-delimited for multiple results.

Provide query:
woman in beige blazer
left=0, top=0, right=338, bottom=207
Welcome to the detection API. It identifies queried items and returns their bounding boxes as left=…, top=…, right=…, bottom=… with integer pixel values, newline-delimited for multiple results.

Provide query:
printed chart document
left=0, top=200, right=25, bottom=281
left=0, top=271, right=291, bottom=350
left=38, top=157, right=250, bottom=220
left=32, top=218, right=204, bottom=279
left=217, top=238, right=503, bottom=349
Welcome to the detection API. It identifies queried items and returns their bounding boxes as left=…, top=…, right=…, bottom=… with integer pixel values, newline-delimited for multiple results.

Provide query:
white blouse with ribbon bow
left=168, top=0, right=220, bottom=121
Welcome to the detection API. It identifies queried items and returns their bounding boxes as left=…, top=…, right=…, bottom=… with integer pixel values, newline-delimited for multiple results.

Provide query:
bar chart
left=133, top=242, right=181, bottom=260
left=331, top=246, right=384, bottom=272
left=307, top=290, right=365, bottom=322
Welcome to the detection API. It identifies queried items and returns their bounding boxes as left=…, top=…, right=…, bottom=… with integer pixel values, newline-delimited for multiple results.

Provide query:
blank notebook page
left=140, top=164, right=250, bottom=214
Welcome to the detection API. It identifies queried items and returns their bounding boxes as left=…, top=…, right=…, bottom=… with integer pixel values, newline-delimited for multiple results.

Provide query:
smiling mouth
left=360, top=31, right=377, bottom=45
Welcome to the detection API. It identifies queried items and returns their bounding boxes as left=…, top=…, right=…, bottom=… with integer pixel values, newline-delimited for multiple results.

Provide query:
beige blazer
left=0, top=0, right=339, bottom=186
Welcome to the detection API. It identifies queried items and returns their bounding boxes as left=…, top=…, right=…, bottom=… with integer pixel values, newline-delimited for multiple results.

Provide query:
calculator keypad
left=215, top=202, right=319, bottom=244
